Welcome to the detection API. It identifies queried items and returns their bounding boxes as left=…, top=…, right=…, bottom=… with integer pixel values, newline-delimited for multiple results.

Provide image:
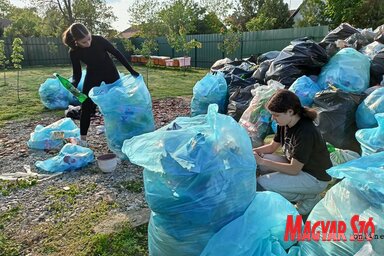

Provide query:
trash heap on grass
left=191, top=22, right=384, bottom=157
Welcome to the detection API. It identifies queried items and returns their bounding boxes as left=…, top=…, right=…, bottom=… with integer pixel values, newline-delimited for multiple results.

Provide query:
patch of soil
left=0, top=97, right=191, bottom=254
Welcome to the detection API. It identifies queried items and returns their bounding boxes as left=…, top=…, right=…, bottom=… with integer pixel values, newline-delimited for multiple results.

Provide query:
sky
left=10, top=0, right=303, bottom=32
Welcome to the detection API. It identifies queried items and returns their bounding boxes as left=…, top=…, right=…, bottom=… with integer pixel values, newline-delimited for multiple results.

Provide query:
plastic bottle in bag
left=54, top=73, right=87, bottom=103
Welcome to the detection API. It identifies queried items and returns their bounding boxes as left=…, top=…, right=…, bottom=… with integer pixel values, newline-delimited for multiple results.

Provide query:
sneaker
left=295, top=194, right=322, bottom=215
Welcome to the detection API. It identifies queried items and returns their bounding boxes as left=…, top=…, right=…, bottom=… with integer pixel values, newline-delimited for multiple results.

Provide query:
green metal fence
left=0, top=26, right=329, bottom=68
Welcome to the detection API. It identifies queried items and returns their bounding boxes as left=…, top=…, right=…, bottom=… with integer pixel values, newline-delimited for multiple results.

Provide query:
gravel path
left=0, top=97, right=191, bottom=254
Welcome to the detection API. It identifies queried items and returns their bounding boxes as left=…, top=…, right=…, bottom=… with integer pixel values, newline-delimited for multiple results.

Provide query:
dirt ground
left=0, top=97, right=191, bottom=255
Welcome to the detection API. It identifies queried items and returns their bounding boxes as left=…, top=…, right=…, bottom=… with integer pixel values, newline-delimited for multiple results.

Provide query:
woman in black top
left=62, top=23, right=139, bottom=143
left=254, top=89, right=332, bottom=215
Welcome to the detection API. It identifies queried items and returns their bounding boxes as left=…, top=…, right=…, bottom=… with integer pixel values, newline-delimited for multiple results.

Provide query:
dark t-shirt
left=274, top=118, right=332, bottom=181
left=69, top=35, right=135, bottom=89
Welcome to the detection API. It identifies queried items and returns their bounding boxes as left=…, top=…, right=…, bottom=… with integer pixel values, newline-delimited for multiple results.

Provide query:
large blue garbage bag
left=317, top=48, right=370, bottom=93
left=89, top=75, right=155, bottom=159
left=356, top=87, right=384, bottom=129
left=122, top=105, right=256, bottom=256
left=39, top=78, right=70, bottom=109
left=35, top=143, right=94, bottom=172
left=300, top=152, right=384, bottom=256
left=289, top=75, right=322, bottom=107
left=356, top=113, right=384, bottom=156
left=200, top=191, right=300, bottom=256
left=191, top=72, right=228, bottom=116
left=27, top=118, right=80, bottom=150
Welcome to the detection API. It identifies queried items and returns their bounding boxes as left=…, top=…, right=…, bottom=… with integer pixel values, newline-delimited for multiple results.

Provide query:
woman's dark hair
left=62, top=23, right=90, bottom=49
left=266, top=89, right=317, bottom=121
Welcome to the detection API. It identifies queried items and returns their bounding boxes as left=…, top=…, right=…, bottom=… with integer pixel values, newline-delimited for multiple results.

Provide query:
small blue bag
left=289, top=75, right=322, bottom=107
left=27, top=118, right=80, bottom=150
left=89, top=75, right=155, bottom=159
left=39, top=78, right=70, bottom=109
left=318, top=48, right=370, bottom=93
left=191, top=72, right=228, bottom=116
left=35, top=143, right=94, bottom=172
left=356, top=113, right=384, bottom=156
left=356, top=87, right=384, bottom=129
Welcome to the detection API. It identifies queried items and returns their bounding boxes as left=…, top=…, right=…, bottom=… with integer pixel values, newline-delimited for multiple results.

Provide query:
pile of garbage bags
left=195, top=22, right=384, bottom=155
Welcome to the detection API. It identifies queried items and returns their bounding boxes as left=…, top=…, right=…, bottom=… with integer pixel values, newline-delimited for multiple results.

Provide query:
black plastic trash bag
left=256, top=51, right=280, bottom=64
left=344, top=32, right=371, bottom=50
left=374, top=24, right=384, bottom=44
left=227, top=84, right=257, bottom=121
left=319, top=23, right=359, bottom=56
left=313, top=89, right=366, bottom=153
left=252, top=59, right=273, bottom=84
left=370, top=49, right=384, bottom=85
left=265, top=39, right=328, bottom=87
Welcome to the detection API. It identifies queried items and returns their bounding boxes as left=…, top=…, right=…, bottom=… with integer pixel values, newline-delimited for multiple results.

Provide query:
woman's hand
left=130, top=70, right=140, bottom=78
left=253, top=149, right=264, bottom=165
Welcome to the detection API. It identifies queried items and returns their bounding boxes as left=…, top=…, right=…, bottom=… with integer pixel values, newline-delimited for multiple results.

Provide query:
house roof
left=118, top=27, right=139, bottom=38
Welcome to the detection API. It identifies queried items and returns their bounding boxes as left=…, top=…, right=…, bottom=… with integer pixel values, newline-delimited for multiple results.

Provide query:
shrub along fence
left=0, top=26, right=329, bottom=69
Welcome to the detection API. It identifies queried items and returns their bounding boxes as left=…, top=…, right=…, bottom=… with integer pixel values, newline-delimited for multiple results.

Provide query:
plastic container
left=97, top=153, right=117, bottom=173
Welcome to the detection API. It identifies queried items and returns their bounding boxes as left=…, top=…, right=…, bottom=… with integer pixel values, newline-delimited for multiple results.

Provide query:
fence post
left=240, top=33, right=244, bottom=60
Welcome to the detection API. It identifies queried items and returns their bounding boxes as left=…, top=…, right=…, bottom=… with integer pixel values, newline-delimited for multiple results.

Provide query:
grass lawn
left=0, top=65, right=208, bottom=126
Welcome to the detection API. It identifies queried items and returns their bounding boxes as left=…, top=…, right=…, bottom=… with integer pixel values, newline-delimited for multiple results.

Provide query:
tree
left=0, top=0, right=11, bottom=18
left=28, top=0, right=116, bottom=35
left=160, top=0, right=202, bottom=56
left=0, top=39, right=8, bottom=86
left=196, top=12, right=225, bottom=34
left=348, top=0, right=384, bottom=29
left=198, top=0, right=233, bottom=20
left=40, top=7, right=67, bottom=37
left=296, top=0, right=328, bottom=27
left=72, top=0, right=116, bottom=35
left=218, top=29, right=242, bottom=58
left=128, top=0, right=165, bottom=84
left=10, top=38, right=24, bottom=102
left=4, top=7, right=43, bottom=37
left=324, top=0, right=361, bottom=29
left=246, top=0, right=292, bottom=31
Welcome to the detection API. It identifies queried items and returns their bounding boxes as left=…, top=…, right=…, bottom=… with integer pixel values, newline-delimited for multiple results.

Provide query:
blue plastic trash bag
left=200, top=191, right=301, bottom=256
left=317, top=48, right=370, bottom=93
left=35, top=143, right=94, bottom=172
left=356, top=113, right=384, bottom=156
left=191, top=72, right=228, bottom=116
left=27, top=118, right=80, bottom=150
left=356, top=87, right=384, bottom=129
left=239, top=80, right=284, bottom=147
left=289, top=75, right=322, bottom=107
left=122, top=104, right=256, bottom=256
left=89, top=75, right=155, bottom=159
left=300, top=152, right=384, bottom=256
left=39, top=78, right=70, bottom=109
